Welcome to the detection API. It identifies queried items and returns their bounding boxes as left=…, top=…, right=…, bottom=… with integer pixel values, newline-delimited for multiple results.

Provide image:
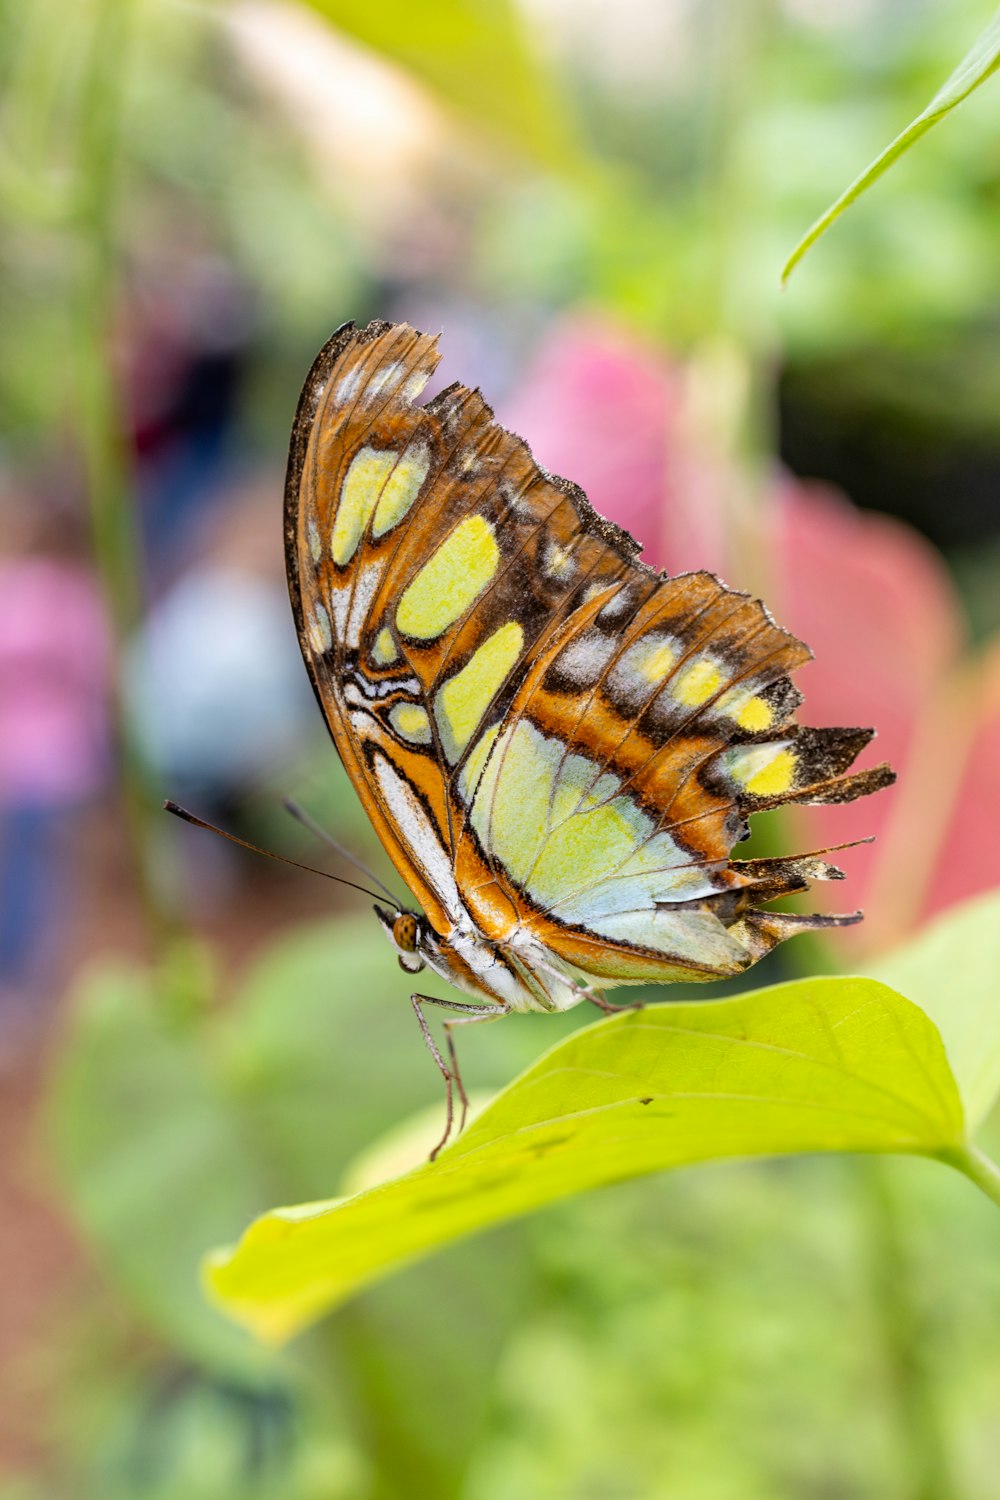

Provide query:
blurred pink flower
left=502, top=318, right=680, bottom=550
left=922, top=640, right=1000, bottom=916
left=0, top=558, right=111, bottom=805
left=503, top=316, right=1000, bottom=954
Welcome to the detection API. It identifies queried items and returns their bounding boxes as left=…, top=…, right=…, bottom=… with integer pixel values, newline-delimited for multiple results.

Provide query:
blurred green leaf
left=205, top=976, right=970, bottom=1342
left=47, top=921, right=495, bottom=1364
left=48, top=962, right=273, bottom=1372
left=48, top=920, right=542, bottom=1495
left=226, top=917, right=537, bottom=1192
left=870, top=889, right=1000, bottom=1130
left=298, top=0, right=581, bottom=174
left=783, top=4, right=1000, bottom=283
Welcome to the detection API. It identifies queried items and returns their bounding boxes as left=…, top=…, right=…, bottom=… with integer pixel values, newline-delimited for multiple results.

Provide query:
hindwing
left=285, top=320, right=894, bottom=984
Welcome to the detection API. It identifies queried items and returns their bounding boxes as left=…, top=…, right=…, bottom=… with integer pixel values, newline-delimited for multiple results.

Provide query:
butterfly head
left=375, top=903, right=428, bottom=976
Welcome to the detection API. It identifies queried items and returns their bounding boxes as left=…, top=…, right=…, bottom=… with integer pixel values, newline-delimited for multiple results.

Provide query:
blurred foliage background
left=3, top=0, right=1000, bottom=1495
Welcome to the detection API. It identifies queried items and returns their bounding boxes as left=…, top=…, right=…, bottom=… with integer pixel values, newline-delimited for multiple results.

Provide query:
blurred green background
left=3, top=0, right=1000, bottom=1495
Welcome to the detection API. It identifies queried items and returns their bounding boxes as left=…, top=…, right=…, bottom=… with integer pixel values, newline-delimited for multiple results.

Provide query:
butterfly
left=284, top=319, right=895, bottom=1156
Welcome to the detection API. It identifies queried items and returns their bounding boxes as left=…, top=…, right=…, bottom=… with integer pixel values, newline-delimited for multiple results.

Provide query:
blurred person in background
left=121, top=244, right=257, bottom=587
left=0, top=482, right=111, bottom=1046
left=125, top=471, right=318, bottom=914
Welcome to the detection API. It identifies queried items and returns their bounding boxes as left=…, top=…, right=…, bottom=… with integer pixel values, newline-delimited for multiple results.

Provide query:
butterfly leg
left=587, top=991, right=646, bottom=1016
left=443, top=1010, right=504, bottom=1134
left=410, top=995, right=509, bottom=1160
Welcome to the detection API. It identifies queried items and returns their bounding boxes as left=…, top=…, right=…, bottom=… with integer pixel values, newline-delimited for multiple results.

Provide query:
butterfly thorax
left=375, top=901, right=589, bottom=1014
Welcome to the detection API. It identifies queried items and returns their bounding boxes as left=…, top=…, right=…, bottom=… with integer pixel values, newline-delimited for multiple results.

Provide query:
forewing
left=285, top=320, right=634, bottom=930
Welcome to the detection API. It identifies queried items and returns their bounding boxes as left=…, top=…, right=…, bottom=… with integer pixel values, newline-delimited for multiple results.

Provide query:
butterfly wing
left=285, top=320, right=894, bottom=986
left=286, top=319, right=635, bottom=932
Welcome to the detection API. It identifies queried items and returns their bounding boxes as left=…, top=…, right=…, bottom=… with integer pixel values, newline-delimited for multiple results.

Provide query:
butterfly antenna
left=163, top=801, right=392, bottom=906
left=281, top=797, right=405, bottom=907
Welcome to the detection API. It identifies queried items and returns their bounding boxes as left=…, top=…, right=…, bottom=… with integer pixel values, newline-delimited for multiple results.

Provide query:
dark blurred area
left=780, top=347, right=1000, bottom=549
left=2, top=0, right=1000, bottom=1495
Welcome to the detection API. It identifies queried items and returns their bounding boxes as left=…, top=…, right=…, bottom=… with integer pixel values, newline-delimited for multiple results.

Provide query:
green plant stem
left=75, top=0, right=139, bottom=632
left=688, top=0, right=779, bottom=604
left=948, top=1142, right=1000, bottom=1212
left=72, top=0, right=165, bottom=946
left=855, top=1158, right=958, bottom=1500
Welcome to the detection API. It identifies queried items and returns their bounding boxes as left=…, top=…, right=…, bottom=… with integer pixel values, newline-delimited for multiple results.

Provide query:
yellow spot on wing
left=333, top=444, right=431, bottom=566
left=641, top=644, right=675, bottom=681
left=735, top=696, right=773, bottom=732
left=436, top=621, right=524, bottom=762
left=745, top=747, right=796, bottom=797
left=674, top=657, right=724, bottom=707
left=725, top=742, right=797, bottom=797
left=389, top=702, right=431, bottom=744
left=623, top=637, right=677, bottom=684
left=372, top=627, right=398, bottom=665
left=396, top=515, right=499, bottom=640
left=459, top=723, right=500, bottom=802
left=373, top=444, right=430, bottom=537
left=332, top=447, right=395, bottom=565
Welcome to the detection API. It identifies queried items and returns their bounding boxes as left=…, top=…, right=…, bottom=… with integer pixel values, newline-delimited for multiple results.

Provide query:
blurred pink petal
left=772, top=480, right=965, bottom=931
left=775, top=479, right=962, bottom=719
left=0, top=559, right=111, bottom=804
left=502, top=317, right=739, bottom=578
left=919, top=640, right=1000, bottom=920
left=500, top=318, right=678, bottom=558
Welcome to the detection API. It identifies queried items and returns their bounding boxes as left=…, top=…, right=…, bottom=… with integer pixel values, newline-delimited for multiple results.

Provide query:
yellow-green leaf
left=205, top=977, right=964, bottom=1343
left=783, top=4, right=1000, bottom=283
left=298, top=0, right=580, bottom=174
left=869, top=889, right=1000, bottom=1130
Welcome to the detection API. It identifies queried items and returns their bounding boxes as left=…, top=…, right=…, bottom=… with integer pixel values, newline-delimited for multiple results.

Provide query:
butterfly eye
left=392, top=913, right=418, bottom=953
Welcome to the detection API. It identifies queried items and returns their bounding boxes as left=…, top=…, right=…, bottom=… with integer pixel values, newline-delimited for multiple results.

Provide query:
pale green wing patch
left=204, top=976, right=966, bottom=1344
left=435, top=621, right=524, bottom=763
left=467, top=717, right=719, bottom=928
